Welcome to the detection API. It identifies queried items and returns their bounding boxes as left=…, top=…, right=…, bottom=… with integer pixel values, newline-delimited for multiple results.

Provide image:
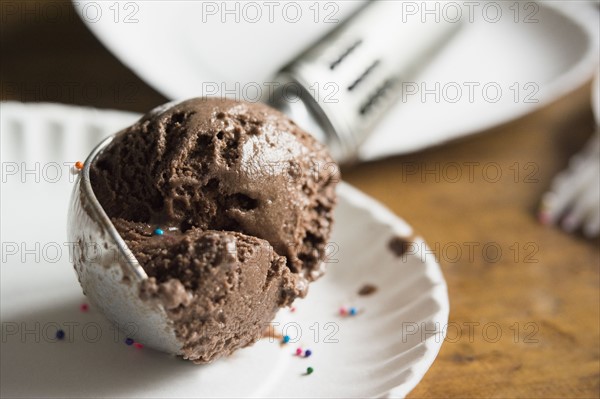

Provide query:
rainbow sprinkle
left=340, top=306, right=359, bottom=317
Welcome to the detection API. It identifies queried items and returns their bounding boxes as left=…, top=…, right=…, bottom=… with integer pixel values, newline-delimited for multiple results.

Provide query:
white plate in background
left=74, top=1, right=599, bottom=160
left=0, top=102, right=448, bottom=398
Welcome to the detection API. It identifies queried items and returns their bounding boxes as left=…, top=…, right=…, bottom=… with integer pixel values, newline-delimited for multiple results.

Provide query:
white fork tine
left=539, top=131, right=600, bottom=236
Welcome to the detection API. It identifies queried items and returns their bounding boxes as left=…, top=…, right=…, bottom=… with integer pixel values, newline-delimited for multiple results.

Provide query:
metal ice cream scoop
left=68, top=1, right=461, bottom=354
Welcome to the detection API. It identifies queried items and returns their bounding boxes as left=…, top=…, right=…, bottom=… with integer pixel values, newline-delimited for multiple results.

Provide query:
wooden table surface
left=2, top=2, right=599, bottom=397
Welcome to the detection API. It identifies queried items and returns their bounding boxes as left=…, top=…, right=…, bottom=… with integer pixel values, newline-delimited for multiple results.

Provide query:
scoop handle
left=270, top=1, right=462, bottom=163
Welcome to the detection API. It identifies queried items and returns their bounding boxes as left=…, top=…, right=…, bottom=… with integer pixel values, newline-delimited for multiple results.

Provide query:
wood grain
left=2, top=2, right=598, bottom=397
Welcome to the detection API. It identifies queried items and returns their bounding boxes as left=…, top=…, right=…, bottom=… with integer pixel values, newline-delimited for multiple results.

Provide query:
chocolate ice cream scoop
left=91, top=98, right=337, bottom=281
left=68, top=98, right=338, bottom=363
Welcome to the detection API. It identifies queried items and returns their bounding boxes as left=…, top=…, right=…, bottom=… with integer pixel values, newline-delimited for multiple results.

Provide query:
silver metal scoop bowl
left=67, top=135, right=182, bottom=354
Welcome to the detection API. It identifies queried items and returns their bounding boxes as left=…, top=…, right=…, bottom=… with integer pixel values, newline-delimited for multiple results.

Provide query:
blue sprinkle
left=282, top=335, right=290, bottom=344
left=125, top=338, right=134, bottom=346
left=154, top=228, right=164, bottom=236
left=56, top=329, right=65, bottom=340
left=349, top=307, right=357, bottom=316
left=304, top=349, right=312, bottom=358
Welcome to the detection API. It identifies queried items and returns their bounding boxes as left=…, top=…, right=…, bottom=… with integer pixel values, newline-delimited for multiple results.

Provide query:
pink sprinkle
left=290, top=307, right=296, bottom=313
left=80, top=303, right=89, bottom=312
left=339, top=307, right=347, bottom=316
left=133, top=342, right=144, bottom=349
left=295, top=348, right=302, bottom=356
left=538, top=211, right=550, bottom=225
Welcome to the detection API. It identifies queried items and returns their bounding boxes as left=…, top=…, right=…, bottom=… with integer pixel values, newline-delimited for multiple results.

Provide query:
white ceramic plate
left=0, top=102, right=448, bottom=398
left=74, top=1, right=599, bottom=160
